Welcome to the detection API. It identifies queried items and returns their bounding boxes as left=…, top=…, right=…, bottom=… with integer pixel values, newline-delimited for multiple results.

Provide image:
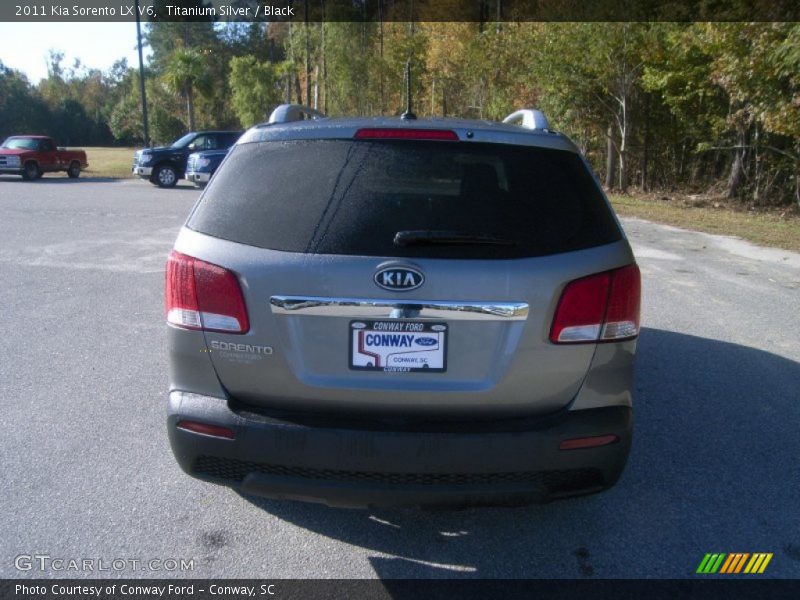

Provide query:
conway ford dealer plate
left=350, top=321, right=447, bottom=372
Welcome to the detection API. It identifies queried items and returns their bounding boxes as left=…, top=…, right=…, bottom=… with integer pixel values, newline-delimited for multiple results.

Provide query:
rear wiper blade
left=394, top=230, right=516, bottom=247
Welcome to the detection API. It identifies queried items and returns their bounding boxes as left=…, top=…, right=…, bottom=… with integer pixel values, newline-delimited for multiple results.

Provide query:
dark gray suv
left=165, top=105, right=640, bottom=508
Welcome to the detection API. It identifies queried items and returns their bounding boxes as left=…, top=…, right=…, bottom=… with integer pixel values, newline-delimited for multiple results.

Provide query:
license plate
left=350, top=321, right=447, bottom=372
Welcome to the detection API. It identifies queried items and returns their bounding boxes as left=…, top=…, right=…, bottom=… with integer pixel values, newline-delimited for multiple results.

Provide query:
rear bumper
left=167, top=392, right=632, bottom=508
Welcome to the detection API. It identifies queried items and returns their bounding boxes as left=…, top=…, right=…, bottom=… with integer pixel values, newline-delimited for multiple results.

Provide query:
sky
left=0, top=23, right=146, bottom=82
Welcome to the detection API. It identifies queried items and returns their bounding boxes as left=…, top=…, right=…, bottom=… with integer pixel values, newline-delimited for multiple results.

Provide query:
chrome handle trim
left=269, top=296, right=528, bottom=321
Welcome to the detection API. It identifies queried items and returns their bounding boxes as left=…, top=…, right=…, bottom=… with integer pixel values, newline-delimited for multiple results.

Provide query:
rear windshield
left=187, top=139, right=621, bottom=259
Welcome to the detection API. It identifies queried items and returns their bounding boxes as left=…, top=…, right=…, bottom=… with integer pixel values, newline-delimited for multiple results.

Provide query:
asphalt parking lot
left=1, top=176, right=799, bottom=579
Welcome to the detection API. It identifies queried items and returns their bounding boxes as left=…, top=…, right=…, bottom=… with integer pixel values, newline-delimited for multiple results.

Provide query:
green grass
left=81, top=146, right=136, bottom=178
left=610, top=194, right=800, bottom=254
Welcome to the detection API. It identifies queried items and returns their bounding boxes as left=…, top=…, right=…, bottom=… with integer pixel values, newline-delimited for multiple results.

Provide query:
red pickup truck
left=0, top=135, right=88, bottom=180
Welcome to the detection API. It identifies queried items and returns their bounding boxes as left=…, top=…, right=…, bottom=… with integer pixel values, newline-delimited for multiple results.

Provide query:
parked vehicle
left=185, top=148, right=229, bottom=188
left=132, top=131, right=241, bottom=188
left=165, top=104, right=640, bottom=508
left=0, top=136, right=88, bottom=180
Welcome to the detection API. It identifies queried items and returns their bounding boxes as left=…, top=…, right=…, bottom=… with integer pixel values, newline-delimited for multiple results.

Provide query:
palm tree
left=163, top=48, right=210, bottom=131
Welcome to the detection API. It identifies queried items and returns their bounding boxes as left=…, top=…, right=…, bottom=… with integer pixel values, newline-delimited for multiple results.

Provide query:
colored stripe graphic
left=698, top=552, right=773, bottom=574
left=734, top=553, right=749, bottom=573
left=744, top=553, right=773, bottom=574
left=696, top=554, right=713, bottom=573
left=719, top=554, right=736, bottom=574
left=697, top=553, right=725, bottom=574
left=720, top=553, right=749, bottom=573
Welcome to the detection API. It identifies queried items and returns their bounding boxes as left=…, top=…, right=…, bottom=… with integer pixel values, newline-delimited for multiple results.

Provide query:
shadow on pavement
left=238, top=328, right=800, bottom=578
left=0, top=175, right=120, bottom=184
left=0, top=176, right=200, bottom=189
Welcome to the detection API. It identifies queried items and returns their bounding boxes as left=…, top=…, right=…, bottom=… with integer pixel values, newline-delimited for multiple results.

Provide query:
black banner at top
left=1, top=0, right=799, bottom=22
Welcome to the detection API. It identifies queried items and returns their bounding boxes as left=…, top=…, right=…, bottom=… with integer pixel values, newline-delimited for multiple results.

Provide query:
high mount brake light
left=550, top=264, right=641, bottom=344
left=354, top=128, right=459, bottom=141
left=165, top=250, right=250, bottom=334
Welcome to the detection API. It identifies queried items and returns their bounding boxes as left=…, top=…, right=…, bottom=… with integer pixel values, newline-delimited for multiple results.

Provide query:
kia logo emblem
left=374, top=266, right=424, bottom=291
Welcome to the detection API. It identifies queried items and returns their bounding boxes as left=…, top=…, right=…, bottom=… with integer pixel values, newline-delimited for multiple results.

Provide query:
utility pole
left=378, top=0, right=384, bottom=114
left=321, top=0, right=327, bottom=114
left=135, top=0, right=150, bottom=146
left=304, top=1, right=311, bottom=106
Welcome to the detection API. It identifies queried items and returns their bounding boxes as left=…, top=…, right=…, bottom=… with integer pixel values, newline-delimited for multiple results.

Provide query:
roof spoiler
left=502, top=109, right=550, bottom=131
left=268, top=104, right=326, bottom=124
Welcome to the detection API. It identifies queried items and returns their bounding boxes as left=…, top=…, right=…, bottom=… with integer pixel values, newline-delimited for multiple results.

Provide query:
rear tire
left=67, top=161, right=81, bottom=178
left=21, top=161, right=41, bottom=181
left=154, top=164, right=178, bottom=188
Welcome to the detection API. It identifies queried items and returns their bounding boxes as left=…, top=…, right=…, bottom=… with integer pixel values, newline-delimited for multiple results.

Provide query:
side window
left=190, top=135, right=215, bottom=151
left=39, top=139, right=54, bottom=152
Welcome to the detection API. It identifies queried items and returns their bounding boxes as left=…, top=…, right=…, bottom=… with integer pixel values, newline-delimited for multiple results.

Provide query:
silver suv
left=166, top=104, right=640, bottom=508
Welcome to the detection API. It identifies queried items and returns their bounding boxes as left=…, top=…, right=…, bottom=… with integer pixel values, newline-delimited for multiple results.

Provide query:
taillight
left=165, top=250, right=249, bottom=334
left=550, top=264, right=640, bottom=344
left=602, top=264, right=641, bottom=340
left=354, top=128, right=459, bottom=141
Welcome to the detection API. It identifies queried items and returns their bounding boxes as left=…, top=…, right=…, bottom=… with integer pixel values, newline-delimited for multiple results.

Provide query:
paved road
left=1, top=177, right=799, bottom=579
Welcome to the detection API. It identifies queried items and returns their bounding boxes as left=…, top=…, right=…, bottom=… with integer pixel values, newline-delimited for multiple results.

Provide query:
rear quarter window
left=187, top=139, right=622, bottom=259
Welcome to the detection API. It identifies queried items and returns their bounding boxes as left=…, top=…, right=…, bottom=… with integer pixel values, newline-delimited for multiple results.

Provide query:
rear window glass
left=187, top=139, right=621, bottom=259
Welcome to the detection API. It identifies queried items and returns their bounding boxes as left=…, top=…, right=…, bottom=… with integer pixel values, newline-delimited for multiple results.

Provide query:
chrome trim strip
left=270, top=296, right=528, bottom=321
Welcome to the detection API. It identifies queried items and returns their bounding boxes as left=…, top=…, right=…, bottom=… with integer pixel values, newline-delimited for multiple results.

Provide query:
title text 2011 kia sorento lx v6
left=165, top=105, right=641, bottom=508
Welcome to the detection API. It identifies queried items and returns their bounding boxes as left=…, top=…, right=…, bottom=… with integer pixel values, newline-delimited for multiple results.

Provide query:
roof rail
left=268, top=104, right=326, bottom=124
left=502, top=109, right=550, bottom=131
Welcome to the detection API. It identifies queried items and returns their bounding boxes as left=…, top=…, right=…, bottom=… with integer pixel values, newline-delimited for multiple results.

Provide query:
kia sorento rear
left=165, top=106, right=640, bottom=508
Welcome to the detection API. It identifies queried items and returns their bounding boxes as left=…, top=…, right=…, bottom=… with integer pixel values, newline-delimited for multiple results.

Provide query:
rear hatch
left=178, top=134, right=632, bottom=418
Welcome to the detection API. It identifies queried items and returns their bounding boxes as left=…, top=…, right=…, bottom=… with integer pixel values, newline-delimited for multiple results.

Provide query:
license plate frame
left=349, top=320, right=447, bottom=373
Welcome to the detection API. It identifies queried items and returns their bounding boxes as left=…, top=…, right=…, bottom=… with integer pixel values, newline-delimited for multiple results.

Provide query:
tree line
left=0, top=21, right=797, bottom=205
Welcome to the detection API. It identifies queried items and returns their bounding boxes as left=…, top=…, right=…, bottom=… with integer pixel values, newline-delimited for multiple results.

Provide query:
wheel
left=153, top=164, right=178, bottom=188
left=21, top=161, right=41, bottom=181
left=67, top=161, right=81, bottom=178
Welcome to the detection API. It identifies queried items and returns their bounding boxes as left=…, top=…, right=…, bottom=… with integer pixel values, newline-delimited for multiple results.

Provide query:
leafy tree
left=163, top=48, right=211, bottom=130
left=0, top=62, right=50, bottom=138
left=229, top=55, right=286, bottom=126
left=109, top=72, right=184, bottom=145
left=644, top=23, right=799, bottom=202
left=703, top=23, right=800, bottom=202
left=527, top=23, right=651, bottom=192
left=109, top=93, right=144, bottom=145
left=144, top=17, right=217, bottom=69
